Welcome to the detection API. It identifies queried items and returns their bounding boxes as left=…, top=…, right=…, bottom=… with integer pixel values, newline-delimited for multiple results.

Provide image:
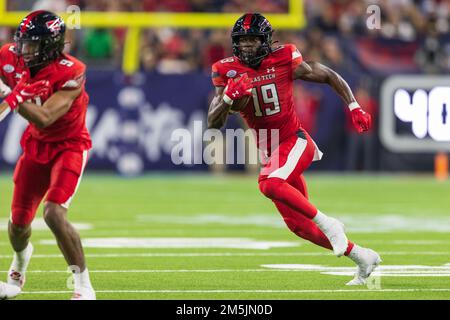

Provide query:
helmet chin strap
left=23, top=45, right=60, bottom=70
left=240, top=45, right=271, bottom=68
left=29, top=64, right=42, bottom=77
left=26, top=57, right=51, bottom=77
left=24, top=52, right=54, bottom=76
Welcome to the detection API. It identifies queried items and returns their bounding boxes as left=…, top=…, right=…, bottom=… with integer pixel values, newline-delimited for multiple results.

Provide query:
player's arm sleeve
left=211, top=63, right=227, bottom=87
left=55, top=61, right=86, bottom=92
left=0, top=44, right=15, bottom=87
left=287, top=44, right=303, bottom=70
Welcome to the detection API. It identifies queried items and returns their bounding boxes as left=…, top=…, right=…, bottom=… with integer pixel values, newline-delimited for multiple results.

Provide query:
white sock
left=73, top=268, right=93, bottom=290
left=15, top=243, right=32, bottom=272
left=347, top=244, right=363, bottom=263
left=312, top=210, right=329, bottom=228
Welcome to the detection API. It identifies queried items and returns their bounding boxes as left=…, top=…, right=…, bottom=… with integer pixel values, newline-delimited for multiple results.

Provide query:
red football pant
left=258, top=131, right=354, bottom=254
left=259, top=130, right=318, bottom=219
left=11, top=150, right=88, bottom=226
left=273, top=176, right=332, bottom=250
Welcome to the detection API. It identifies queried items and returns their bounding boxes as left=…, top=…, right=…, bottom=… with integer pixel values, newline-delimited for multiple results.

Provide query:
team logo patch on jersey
left=3, top=64, right=14, bottom=73
left=226, top=70, right=237, bottom=78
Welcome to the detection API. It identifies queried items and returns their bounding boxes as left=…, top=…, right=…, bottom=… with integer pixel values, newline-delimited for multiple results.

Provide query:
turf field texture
left=0, top=173, right=449, bottom=300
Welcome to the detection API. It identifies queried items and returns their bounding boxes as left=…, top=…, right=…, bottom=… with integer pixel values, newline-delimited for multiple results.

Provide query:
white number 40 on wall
left=394, top=87, right=450, bottom=141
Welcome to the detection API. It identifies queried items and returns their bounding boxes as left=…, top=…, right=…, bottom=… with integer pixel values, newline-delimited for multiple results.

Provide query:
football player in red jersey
left=0, top=11, right=95, bottom=299
left=208, top=13, right=381, bottom=285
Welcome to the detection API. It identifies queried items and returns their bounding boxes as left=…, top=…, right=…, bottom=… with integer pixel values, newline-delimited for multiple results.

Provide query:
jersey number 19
left=251, top=83, right=281, bottom=117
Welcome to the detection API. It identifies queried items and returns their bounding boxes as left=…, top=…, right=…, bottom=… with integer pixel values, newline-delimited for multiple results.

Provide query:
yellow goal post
left=0, top=0, right=306, bottom=74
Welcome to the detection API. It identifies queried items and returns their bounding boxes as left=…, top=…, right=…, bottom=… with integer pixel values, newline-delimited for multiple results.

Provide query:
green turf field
left=0, top=174, right=449, bottom=300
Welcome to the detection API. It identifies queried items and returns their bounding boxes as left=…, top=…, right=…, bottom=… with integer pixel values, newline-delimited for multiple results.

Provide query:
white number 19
left=251, top=83, right=281, bottom=117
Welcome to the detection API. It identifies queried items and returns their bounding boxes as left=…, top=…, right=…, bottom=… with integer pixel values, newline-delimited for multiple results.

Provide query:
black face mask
left=233, top=36, right=271, bottom=68
left=239, top=44, right=271, bottom=68
left=15, top=31, right=64, bottom=69
left=15, top=39, right=42, bottom=67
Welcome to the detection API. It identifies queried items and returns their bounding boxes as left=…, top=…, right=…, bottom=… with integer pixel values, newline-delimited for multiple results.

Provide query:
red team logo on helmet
left=45, top=18, right=62, bottom=33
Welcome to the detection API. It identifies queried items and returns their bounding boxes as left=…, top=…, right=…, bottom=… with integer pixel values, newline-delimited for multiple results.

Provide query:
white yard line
left=20, top=288, right=450, bottom=295
left=1, top=268, right=450, bottom=275
left=0, top=251, right=448, bottom=259
left=135, top=213, right=450, bottom=233
left=0, top=269, right=310, bottom=273
left=363, top=240, right=449, bottom=245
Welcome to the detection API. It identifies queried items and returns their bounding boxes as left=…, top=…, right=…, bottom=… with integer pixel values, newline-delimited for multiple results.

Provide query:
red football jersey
left=0, top=43, right=91, bottom=162
left=212, top=44, right=303, bottom=151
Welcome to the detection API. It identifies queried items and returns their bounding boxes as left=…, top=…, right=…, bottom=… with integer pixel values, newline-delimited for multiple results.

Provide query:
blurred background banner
left=0, top=0, right=449, bottom=174
left=0, top=71, right=211, bottom=175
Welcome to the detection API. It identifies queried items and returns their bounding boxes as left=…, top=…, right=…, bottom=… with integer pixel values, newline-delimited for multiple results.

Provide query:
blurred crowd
left=8, top=0, right=289, bottom=13
left=0, top=0, right=449, bottom=171
left=1, top=0, right=449, bottom=74
left=72, top=0, right=450, bottom=74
